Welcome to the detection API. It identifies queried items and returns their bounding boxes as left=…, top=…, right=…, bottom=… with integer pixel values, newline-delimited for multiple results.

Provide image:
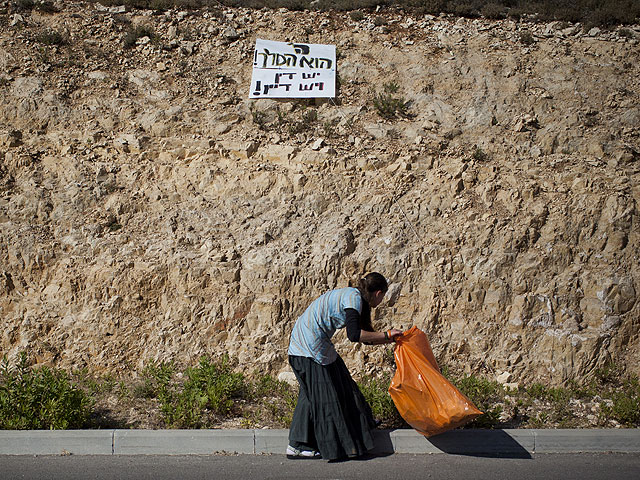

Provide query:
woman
left=286, top=272, right=402, bottom=460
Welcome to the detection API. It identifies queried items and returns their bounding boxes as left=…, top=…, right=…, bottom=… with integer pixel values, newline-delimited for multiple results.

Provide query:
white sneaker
left=286, top=445, right=321, bottom=459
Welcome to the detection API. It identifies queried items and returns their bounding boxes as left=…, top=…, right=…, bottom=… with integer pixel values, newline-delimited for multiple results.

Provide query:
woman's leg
left=288, top=354, right=376, bottom=460
left=288, top=356, right=319, bottom=452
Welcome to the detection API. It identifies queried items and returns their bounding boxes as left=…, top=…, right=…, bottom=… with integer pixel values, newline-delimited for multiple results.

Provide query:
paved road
left=2, top=453, right=639, bottom=480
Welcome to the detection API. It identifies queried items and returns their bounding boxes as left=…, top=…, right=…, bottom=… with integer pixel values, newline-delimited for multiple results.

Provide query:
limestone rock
left=223, top=26, right=240, bottom=42
left=277, top=371, right=297, bottom=387
left=114, top=134, right=144, bottom=153
left=10, top=77, right=43, bottom=98
left=311, top=138, right=324, bottom=151
left=0, top=4, right=638, bottom=387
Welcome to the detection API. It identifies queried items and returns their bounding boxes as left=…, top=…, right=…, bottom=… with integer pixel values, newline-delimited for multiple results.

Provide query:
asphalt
left=1, top=429, right=639, bottom=456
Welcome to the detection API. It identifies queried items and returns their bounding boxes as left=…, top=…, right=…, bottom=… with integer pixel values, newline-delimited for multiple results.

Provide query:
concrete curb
left=0, top=429, right=639, bottom=456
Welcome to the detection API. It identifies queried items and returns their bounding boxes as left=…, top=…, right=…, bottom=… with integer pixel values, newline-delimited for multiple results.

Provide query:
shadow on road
left=427, top=430, right=532, bottom=458
left=373, top=429, right=533, bottom=459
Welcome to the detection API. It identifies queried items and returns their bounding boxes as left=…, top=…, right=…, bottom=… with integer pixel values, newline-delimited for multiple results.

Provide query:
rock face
left=0, top=3, right=638, bottom=384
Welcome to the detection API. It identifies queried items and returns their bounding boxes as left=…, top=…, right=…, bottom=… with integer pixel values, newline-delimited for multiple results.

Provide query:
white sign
left=249, top=39, right=336, bottom=99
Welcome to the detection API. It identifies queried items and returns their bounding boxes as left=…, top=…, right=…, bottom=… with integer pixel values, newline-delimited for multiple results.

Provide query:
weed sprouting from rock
left=373, top=82, right=410, bottom=119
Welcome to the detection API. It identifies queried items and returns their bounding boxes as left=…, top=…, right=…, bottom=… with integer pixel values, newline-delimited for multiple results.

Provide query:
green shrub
left=251, top=374, right=297, bottom=426
left=618, top=28, right=635, bottom=39
left=252, top=374, right=293, bottom=399
left=523, top=381, right=581, bottom=427
left=288, top=108, right=318, bottom=135
left=607, top=389, right=640, bottom=426
left=358, top=375, right=405, bottom=428
left=15, top=0, right=35, bottom=9
left=186, top=356, right=245, bottom=414
left=250, top=108, right=269, bottom=130
left=525, top=382, right=548, bottom=400
left=584, top=3, right=639, bottom=28
left=454, top=375, right=504, bottom=428
left=519, top=30, right=535, bottom=46
left=373, top=15, right=387, bottom=26
left=74, top=368, right=117, bottom=395
left=323, top=119, right=339, bottom=138
left=592, top=362, right=626, bottom=388
left=373, top=82, right=409, bottom=119
left=0, top=353, right=92, bottom=429
left=472, top=145, right=490, bottom=162
left=152, top=356, right=246, bottom=428
left=134, top=360, right=174, bottom=399
left=36, top=30, right=66, bottom=46
left=595, top=368, right=640, bottom=426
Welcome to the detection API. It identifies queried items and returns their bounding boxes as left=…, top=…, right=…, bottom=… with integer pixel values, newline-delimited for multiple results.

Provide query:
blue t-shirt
left=288, top=287, right=363, bottom=365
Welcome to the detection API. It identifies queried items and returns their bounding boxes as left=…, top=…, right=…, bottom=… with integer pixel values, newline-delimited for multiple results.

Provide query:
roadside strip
left=1, top=429, right=639, bottom=456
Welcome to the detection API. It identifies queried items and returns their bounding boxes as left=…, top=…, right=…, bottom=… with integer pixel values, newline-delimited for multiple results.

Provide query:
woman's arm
left=345, top=308, right=401, bottom=344
left=359, top=329, right=402, bottom=345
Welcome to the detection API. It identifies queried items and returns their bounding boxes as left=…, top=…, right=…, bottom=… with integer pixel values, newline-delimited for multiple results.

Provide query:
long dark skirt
left=288, top=355, right=376, bottom=460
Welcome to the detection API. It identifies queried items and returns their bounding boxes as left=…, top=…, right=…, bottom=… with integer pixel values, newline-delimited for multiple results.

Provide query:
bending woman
left=286, top=272, right=402, bottom=460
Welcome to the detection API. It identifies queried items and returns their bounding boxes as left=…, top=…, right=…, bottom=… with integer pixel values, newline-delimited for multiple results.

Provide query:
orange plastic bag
left=389, top=326, right=483, bottom=437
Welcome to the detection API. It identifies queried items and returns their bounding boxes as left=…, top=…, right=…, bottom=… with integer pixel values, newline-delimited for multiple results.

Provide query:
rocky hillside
left=1, top=1, right=638, bottom=386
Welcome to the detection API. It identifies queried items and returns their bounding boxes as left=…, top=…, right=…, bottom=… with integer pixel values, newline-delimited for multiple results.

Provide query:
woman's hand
left=387, top=329, right=403, bottom=342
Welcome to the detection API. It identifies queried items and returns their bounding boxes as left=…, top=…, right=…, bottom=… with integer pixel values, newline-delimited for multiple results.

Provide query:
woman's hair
left=357, top=272, right=388, bottom=332
left=358, top=272, right=388, bottom=297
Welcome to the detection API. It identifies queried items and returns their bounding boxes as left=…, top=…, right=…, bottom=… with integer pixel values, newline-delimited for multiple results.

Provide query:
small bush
left=373, top=15, right=387, bottom=26
left=323, top=119, right=339, bottom=138
left=618, top=28, right=635, bottom=39
left=36, top=30, right=66, bottom=46
left=0, top=353, right=92, bottom=429
left=358, top=375, right=405, bottom=428
left=519, top=30, right=535, bottom=46
left=523, top=382, right=582, bottom=427
left=450, top=2, right=482, bottom=18
left=607, top=386, right=640, bottom=426
left=134, top=360, right=174, bottom=399
left=454, top=375, right=504, bottom=428
left=251, top=109, right=269, bottom=130
left=15, top=0, right=34, bottom=9
left=593, top=363, right=624, bottom=385
left=604, top=393, right=639, bottom=426
left=472, top=145, right=490, bottom=162
left=288, top=108, right=318, bottom=135
left=186, top=356, right=245, bottom=415
left=349, top=10, right=365, bottom=21
left=251, top=375, right=297, bottom=426
left=584, top=4, right=639, bottom=28
left=373, top=82, right=409, bottom=119
left=151, top=356, right=247, bottom=428
left=591, top=364, right=640, bottom=426
left=75, top=368, right=117, bottom=395
left=89, top=0, right=183, bottom=10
